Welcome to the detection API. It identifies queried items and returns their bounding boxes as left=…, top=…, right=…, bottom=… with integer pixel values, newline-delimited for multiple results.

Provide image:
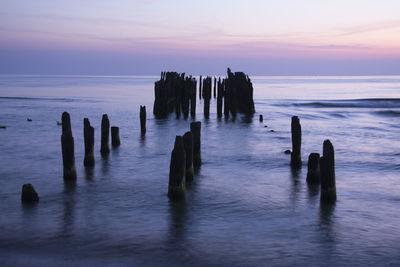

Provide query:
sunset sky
left=1, top=0, right=400, bottom=75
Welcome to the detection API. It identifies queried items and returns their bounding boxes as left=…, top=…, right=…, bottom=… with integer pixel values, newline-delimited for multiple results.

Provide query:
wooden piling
left=199, top=75, right=202, bottom=100
left=190, top=79, right=197, bottom=117
left=259, top=115, right=263, bottom=122
left=140, top=105, right=146, bottom=134
left=111, top=126, right=120, bottom=147
left=202, top=77, right=212, bottom=119
left=213, top=77, right=217, bottom=98
left=83, top=118, right=95, bottom=167
left=183, top=131, right=194, bottom=181
left=290, top=116, right=302, bottom=168
left=100, top=114, right=110, bottom=156
left=21, top=184, right=39, bottom=203
left=168, top=136, right=186, bottom=198
left=190, top=121, right=201, bottom=168
left=306, top=153, right=320, bottom=183
left=217, top=78, right=223, bottom=118
left=320, top=140, right=336, bottom=202
left=61, top=112, right=77, bottom=180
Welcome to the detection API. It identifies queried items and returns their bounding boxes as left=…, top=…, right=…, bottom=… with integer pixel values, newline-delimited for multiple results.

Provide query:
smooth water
left=0, top=75, right=399, bottom=266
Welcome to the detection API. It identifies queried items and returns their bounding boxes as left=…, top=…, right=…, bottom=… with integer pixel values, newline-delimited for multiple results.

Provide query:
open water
left=0, top=75, right=399, bottom=266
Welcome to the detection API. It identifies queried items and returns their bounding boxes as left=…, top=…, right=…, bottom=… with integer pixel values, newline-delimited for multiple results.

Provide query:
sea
left=0, top=75, right=399, bottom=266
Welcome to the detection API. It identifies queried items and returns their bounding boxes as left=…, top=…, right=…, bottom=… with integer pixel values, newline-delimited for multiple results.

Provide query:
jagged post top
left=62, top=112, right=72, bottom=136
left=323, top=139, right=334, bottom=160
left=84, top=117, right=90, bottom=127
left=190, top=121, right=201, bottom=130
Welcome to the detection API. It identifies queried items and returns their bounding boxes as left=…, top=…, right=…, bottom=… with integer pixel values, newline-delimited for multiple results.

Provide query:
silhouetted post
left=203, top=77, right=212, bottom=119
left=190, top=80, right=197, bottom=117
left=190, top=121, right=201, bottom=168
left=306, top=153, right=320, bottom=183
left=199, top=76, right=202, bottom=100
left=223, top=78, right=230, bottom=118
left=217, top=78, right=223, bottom=118
left=213, top=77, right=217, bottom=98
left=183, top=131, right=194, bottom=181
left=259, top=115, right=263, bottom=122
left=168, top=136, right=186, bottom=198
left=320, top=140, right=336, bottom=202
left=100, top=114, right=110, bottom=156
left=61, top=112, right=77, bottom=180
left=83, top=118, right=95, bottom=167
left=21, top=184, right=39, bottom=203
left=290, top=116, right=302, bottom=168
left=111, top=126, right=120, bottom=147
left=140, top=105, right=146, bottom=134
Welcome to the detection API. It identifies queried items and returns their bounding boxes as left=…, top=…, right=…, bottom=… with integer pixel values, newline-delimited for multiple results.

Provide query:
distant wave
left=291, top=98, right=400, bottom=109
left=374, top=110, right=400, bottom=117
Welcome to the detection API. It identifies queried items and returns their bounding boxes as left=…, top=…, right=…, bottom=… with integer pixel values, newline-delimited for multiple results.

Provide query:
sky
left=1, top=0, right=400, bottom=75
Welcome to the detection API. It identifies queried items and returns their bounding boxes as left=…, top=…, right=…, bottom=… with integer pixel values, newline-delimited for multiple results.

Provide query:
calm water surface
left=0, top=75, right=399, bottom=266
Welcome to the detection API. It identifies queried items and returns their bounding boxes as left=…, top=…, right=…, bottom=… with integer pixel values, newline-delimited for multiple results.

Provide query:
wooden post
left=217, top=78, right=223, bottom=118
left=203, top=77, right=212, bottom=119
left=111, top=126, right=120, bottom=147
left=183, top=131, right=194, bottom=181
left=61, top=112, right=77, bottom=180
left=140, top=105, right=146, bottom=134
left=320, top=140, right=336, bottom=202
left=306, top=153, right=320, bottom=183
left=83, top=118, right=95, bottom=167
left=21, top=184, right=39, bottom=203
left=213, top=77, right=217, bottom=98
left=100, top=114, right=110, bottom=156
left=223, top=78, right=230, bottom=118
left=199, top=75, right=202, bottom=100
left=190, top=79, right=197, bottom=117
left=259, top=115, right=263, bottom=122
left=168, top=136, right=186, bottom=198
left=190, top=121, right=201, bottom=168
left=290, top=116, right=302, bottom=168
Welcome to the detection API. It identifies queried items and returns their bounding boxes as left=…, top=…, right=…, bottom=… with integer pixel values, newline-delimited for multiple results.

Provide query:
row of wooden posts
left=290, top=116, right=337, bottom=203
left=153, top=68, right=255, bottom=119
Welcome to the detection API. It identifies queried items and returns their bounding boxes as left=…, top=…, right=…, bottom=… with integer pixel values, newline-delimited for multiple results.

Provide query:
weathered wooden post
left=259, top=115, right=263, bottom=122
left=203, top=77, right=212, bottom=119
left=199, top=75, right=202, bottom=100
left=213, top=77, right=217, bottom=98
left=111, top=126, right=120, bottom=147
left=290, top=116, right=302, bottom=168
left=140, top=105, right=146, bottom=134
left=190, top=79, right=197, bottom=117
left=83, top=118, right=95, bottom=167
left=21, top=184, right=39, bottom=203
left=100, top=114, right=110, bottom=156
left=190, top=121, right=201, bottom=168
left=61, top=112, right=77, bottom=180
left=320, top=140, right=336, bottom=202
left=217, top=78, right=223, bottom=118
left=306, top=153, right=320, bottom=183
left=183, top=131, right=194, bottom=181
left=168, top=136, right=186, bottom=198
left=223, top=78, right=230, bottom=118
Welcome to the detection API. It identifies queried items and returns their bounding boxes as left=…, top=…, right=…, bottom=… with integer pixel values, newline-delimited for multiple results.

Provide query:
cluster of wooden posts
left=153, top=68, right=255, bottom=119
left=290, top=116, right=337, bottom=203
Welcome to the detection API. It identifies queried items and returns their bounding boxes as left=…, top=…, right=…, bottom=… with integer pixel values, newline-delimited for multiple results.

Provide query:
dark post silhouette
left=202, top=77, right=212, bottom=118
left=190, top=80, right=197, bottom=117
left=100, top=114, right=110, bottom=156
left=259, top=115, right=263, bottom=122
left=306, top=153, right=320, bottom=183
left=61, top=112, right=77, bottom=180
left=140, top=105, right=146, bottom=134
left=183, top=131, right=194, bottom=181
left=199, top=75, right=202, bottom=100
left=190, top=121, right=201, bottom=168
left=168, top=136, right=186, bottom=198
left=21, top=184, right=39, bottom=203
left=83, top=118, right=95, bottom=167
left=290, top=116, right=302, bottom=168
left=217, top=78, right=223, bottom=118
left=213, top=77, right=217, bottom=98
left=320, top=140, right=336, bottom=202
left=111, top=126, right=120, bottom=147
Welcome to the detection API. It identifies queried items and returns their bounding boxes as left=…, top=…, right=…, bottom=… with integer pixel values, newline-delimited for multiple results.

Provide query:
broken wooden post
left=183, top=131, right=194, bottom=181
left=213, top=77, right=217, bottom=98
left=259, top=115, right=263, bottom=122
left=111, top=126, right=120, bottom=147
left=190, top=79, right=197, bottom=117
left=320, top=140, right=336, bottom=202
left=83, top=118, right=95, bottom=167
left=140, top=105, right=146, bottom=134
left=203, top=77, right=212, bottom=119
left=290, top=116, right=302, bottom=168
left=61, top=112, right=77, bottom=180
left=306, top=153, right=320, bottom=183
left=100, top=114, right=110, bottom=156
left=190, top=121, right=201, bottom=168
left=168, top=136, right=186, bottom=198
left=21, top=184, right=39, bottom=203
